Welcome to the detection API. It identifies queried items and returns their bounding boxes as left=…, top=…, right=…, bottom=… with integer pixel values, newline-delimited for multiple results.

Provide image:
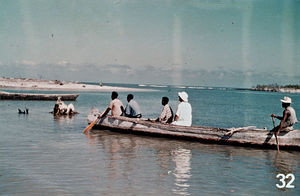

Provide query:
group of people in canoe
left=98, top=91, right=298, bottom=135
left=99, top=91, right=192, bottom=126
left=53, top=90, right=297, bottom=137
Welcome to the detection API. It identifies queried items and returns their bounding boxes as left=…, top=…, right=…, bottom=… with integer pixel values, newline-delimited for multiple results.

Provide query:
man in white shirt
left=172, top=91, right=192, bottom=126
left=99, top=91, right=124, bottom=118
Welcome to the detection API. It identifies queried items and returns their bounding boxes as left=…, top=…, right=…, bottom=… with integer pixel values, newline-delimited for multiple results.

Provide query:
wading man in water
left=124, top=94, right=142, bottom=118
left=53, top=96, right=75, bottom=115
left=99, top=91, right=124, bottom=118
left=172, top=91, right=192, bottom=126
left=270, top=96, right=298, bottom=136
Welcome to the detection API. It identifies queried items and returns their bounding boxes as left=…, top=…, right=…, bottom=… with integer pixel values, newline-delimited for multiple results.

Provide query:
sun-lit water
left=1, top=85, right=299, bottom=195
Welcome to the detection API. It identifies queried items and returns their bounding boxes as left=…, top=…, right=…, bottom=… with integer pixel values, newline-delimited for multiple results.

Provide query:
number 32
left=276, top=173, right=295, bottom=189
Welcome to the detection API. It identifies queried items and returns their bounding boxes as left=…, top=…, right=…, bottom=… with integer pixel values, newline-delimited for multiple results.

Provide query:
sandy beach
left=0, top=77, right=152, bottom=92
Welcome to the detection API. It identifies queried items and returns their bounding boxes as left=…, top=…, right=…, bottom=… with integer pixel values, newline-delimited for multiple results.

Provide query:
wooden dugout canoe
left=87, top=114, right=300, bottom=151
left=0, top=91, right=79, bottom=101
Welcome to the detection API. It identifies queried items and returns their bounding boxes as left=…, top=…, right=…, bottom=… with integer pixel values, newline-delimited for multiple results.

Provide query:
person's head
left=162, top=97, right=169, bottom=106
left=127, top=94, right=134, bottom=102
left=178, top=91, right=188, bottom=102
left=56, top=96, right=62, bottom=103
left=111, top=91, right=118, bottom=100
left=281, top=96, right=291, bottom=108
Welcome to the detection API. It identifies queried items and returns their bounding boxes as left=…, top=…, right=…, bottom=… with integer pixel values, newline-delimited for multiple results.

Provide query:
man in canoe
left=172, top=91, right=192, bottom=126
left=270, top=96, right=298, bottom=136
left=99, top=91, right=124, bottom=118
left=124, top=94, right=142, bottom=118
left=155, top=97, right=173, bottom=123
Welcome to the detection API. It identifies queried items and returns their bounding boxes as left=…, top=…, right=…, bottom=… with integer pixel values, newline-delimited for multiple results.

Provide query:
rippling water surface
left=1, top=86, right=299, bottom=195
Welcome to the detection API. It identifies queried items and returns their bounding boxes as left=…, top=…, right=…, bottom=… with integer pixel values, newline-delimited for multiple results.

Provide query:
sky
left=0, top=0, right=299, bottom=88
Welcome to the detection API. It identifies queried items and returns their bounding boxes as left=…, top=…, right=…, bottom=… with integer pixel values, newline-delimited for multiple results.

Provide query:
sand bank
left=0, top=78, right=152, bottom=92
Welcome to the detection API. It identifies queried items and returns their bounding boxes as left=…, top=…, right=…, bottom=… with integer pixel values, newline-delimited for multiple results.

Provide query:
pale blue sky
left=0, top=0, right=299, bottom=87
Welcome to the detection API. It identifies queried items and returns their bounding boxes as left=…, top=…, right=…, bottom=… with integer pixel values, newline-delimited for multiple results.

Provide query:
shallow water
left=1, top=86, right=299, bottom=195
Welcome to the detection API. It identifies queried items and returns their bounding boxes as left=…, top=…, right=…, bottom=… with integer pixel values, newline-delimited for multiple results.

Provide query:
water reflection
left=83, top=131, right=300, bottom=195
left=18, top=113, right=29, bottom=120
left=86, top=131, right=193, bottom=195
left=86, top=131, right=139, bottom=182
left=269, top=151, right=298, bottom=192
left=53, top=115, right=75, bottom=125
left=272, top=151, right=297, bottom=175
left=172, top=148, right=192, bottom=196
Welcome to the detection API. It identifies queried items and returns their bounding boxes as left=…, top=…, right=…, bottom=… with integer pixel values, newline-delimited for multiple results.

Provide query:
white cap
left=178, top=91, right=188, bottom=102
left=280, top=96, right=292, bottom=104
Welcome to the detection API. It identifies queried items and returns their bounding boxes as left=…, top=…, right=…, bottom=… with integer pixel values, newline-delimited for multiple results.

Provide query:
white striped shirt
left=159, top=104, right=173, bottom=123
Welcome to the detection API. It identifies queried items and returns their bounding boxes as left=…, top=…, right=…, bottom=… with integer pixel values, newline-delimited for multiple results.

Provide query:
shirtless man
left=270, top=96, right=298, bottom=136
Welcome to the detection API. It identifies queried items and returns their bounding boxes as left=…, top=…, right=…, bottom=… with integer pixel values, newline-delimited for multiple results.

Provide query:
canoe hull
left=88, top=115, right=300, bottom=151
left=0, top=91, right=79, bottom=101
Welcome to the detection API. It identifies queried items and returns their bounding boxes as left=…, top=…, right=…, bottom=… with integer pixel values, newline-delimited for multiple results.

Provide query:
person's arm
left=98, top=107, right=111, bottom=119
left=174, top=115, right=179, bottom=122
left=173, top=104, right=181, bottom=122
left=124, top=104, right=131, bottom=117
left=270, top=113, right=283, bottom=120
left=120, top=106, right=125, bottom=115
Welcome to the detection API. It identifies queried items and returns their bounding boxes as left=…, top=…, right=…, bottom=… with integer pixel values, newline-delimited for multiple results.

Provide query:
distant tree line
left=255, top=84, right=300, bottom=90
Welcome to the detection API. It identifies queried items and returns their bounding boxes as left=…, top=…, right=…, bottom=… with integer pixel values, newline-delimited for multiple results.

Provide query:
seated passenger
left=271, top=96, right=298, bottom=134
left=124, top=94, right=142, bottom=118
left=99, top=91, right=124, bottom=118
left=172, top=91, right=192, bottom=126
left=156, top=97, right=173, bottom=123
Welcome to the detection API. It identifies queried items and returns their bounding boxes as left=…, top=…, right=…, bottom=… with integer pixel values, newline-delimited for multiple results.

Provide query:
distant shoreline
left=253, top=84, right=300, bottom=93
left=0, top=77, right=153, bottom=92
left=252, top=87, right=300, bottom=93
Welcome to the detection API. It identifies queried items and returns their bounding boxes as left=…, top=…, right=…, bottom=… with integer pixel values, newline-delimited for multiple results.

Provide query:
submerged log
left=0, top=91, right=79, bottom=101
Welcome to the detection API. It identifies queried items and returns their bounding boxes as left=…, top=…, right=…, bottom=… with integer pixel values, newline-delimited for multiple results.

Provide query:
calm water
left=1, top=85, right=299, bottom=195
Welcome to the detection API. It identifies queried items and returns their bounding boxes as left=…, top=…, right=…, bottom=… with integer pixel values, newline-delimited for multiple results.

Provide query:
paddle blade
left=83, top=118, right=98, bottom=134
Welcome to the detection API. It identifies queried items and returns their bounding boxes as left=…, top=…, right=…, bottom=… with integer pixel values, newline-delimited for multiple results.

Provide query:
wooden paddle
left=272, top=116, right=280, bottom=151
left=83, top=116, right=100, bottom=134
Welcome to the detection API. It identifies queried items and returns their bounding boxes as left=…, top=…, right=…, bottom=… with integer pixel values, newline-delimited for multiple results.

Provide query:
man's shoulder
left=284, top=107, right=291, bottom=115
left=287, top=106, right=296, bottom=111
left=111, top=98, right=122, bottom=104
left=179, top=102, right=192, bottom=111
left=180, top=102, right=191, bottom=106
left=116, top=98, right=122, bottom=102
left=163, top=104, right=170, bottom=110
left=130, top=99, right=139, bottom=105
